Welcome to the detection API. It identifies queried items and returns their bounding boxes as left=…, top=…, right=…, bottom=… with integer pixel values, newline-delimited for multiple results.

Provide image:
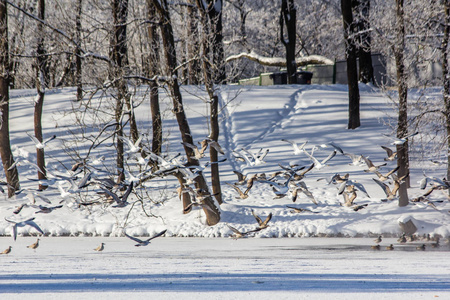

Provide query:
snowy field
left=1, top=237, right=450, bottom=299
left=1, top=84, right=449, bottom=239
left=1, top=84, right=450, bottom=297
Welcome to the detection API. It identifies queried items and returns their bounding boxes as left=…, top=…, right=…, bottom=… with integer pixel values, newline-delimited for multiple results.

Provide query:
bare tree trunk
left=110, top=0, right=139, bottom=145
left=174, top=172, right=192, bottom=214
left=209, top=94, right=222, bottom=204
left=280, top=0, right=297, bottom=84
left=152, top=0, right=220, bottom=225
left=146, top=0, right=162, bottom=155
left=442, top=0, right=450, bottom=193
left=110, top=0, right=129, bottom=182
left=0, top=0, right=20, bottom=197
left=34, top=0, right=48, bottom=190
left=394, top=0, right=409, bottom=206
left=186, top=0, right=201, bottom=85
left=196, top=0, right=223, bottom=204
left=75, top=0, right=83, bottom=101
left=341, top=0, right=361, bottom=129
left=207, top=0, right=225, bottom=84
left=355, top=0, right=374, bottom=84
left=8, top=0, right=27, bottom=90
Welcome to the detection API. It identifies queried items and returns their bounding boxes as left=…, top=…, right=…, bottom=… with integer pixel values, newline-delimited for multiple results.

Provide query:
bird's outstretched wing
left=124, top=232, right=144, bottom=243
left=251, top=209, right=263, bottom=226
left=26, top=219, right=44, bottom=235
left=226, top=224, right=242, bottom=235
left=148, top=229, right=167, bottom=241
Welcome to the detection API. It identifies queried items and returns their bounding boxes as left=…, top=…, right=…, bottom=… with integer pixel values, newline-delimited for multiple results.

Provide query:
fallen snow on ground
left=0, top=84, right=449, bottom=239
left=0, top=237, right=449, bottom=299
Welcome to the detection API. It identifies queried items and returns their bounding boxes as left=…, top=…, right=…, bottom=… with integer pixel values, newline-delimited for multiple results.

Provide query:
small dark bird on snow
left=94, top=243, right=105, bottom=251
left=27, top=238, right=40, bottom=250
left=431, top=241, right=440, bottom=248
left=1, top=246, right=12, bottom=254
left=397, top=233, right=407, bottom=243
left=416, top=244, right=426, bottom=251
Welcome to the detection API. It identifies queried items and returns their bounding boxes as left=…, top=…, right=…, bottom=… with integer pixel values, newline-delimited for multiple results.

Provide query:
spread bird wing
left=148, top=229, right=167, bottom=241
left=124, top=232, right=144, bottom=243
left=251, top=209, right=263, bottom=226
left=261, top=213, right=273, bottom=227
left=25, top=219, right=44, bottom=235
left=227, top=224, right=242, bottom=235
left=372, top=178, right=392, bottom=197
left=381, top=145, right=394, bottom=157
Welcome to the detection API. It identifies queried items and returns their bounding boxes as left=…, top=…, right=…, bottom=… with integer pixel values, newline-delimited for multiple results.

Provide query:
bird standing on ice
left=27, top=238, right=40, bottom=250
left=94, top=243, right=105, bottom=252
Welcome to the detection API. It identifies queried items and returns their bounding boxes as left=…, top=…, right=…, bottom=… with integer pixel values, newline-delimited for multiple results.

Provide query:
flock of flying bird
left=222, top=130, right=449, bottom=239
left=228, top=132, right=447, bottom=204
left=0, top=128, right=449, bottom=252
left=0, top=133, right=186, bottom=253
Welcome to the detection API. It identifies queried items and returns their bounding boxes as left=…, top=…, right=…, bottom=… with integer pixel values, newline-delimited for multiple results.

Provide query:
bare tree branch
left=6, top=1, right=110, bottom=63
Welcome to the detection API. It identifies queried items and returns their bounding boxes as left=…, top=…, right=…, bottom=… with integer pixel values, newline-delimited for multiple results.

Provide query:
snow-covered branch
left=225, top=51, right=333, bottom=67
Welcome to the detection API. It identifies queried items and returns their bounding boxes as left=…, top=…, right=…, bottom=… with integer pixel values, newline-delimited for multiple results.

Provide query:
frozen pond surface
left=1, top=237, right=449, bottom=299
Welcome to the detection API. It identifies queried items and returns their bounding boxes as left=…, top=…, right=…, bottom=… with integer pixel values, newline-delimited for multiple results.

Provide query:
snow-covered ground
left=1, top=237, right=449, bottom=299
left=1, top=84, right=449, bottom=239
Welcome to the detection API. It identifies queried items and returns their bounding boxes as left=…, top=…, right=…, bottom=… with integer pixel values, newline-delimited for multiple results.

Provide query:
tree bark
left=0, top=0, right=20, bottom=197
left=146, top=0, right=162, bottom=155
left=355, top=0, right=374, bottom=84
left=110, top=0, right=139, bottom=146
left=75, top=0, right=83, bottom=101
left=394, top=0, right=409, bottom=206
left=109, top=0, right=130, bottom=182
left=209, top=94, right=222, bottom=204
left=442, top=0, right=450, bottom=193
left=186, top=0, right=201, bottom=85
left=34, top=0, right=48, bottom=190
left=280, top=0, right=297, bottom=84
left=196, top=0, right=223, bottom=204
left=152, top=0, right=220, bottom=225
left=341, top=0, right=360, bottom=129
left=8, top=0, right=27, bottom=90
left=207, top=0, right=225, bottom=84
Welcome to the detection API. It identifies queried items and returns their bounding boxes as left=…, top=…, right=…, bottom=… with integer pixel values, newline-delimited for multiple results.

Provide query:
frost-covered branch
left=6, top=1, right=110, bottom=64
left=81, top=52, right=110, bottom=63
left=225, top=51, right=333, bottom=67
left=6, top=1, right=82, bottom=51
